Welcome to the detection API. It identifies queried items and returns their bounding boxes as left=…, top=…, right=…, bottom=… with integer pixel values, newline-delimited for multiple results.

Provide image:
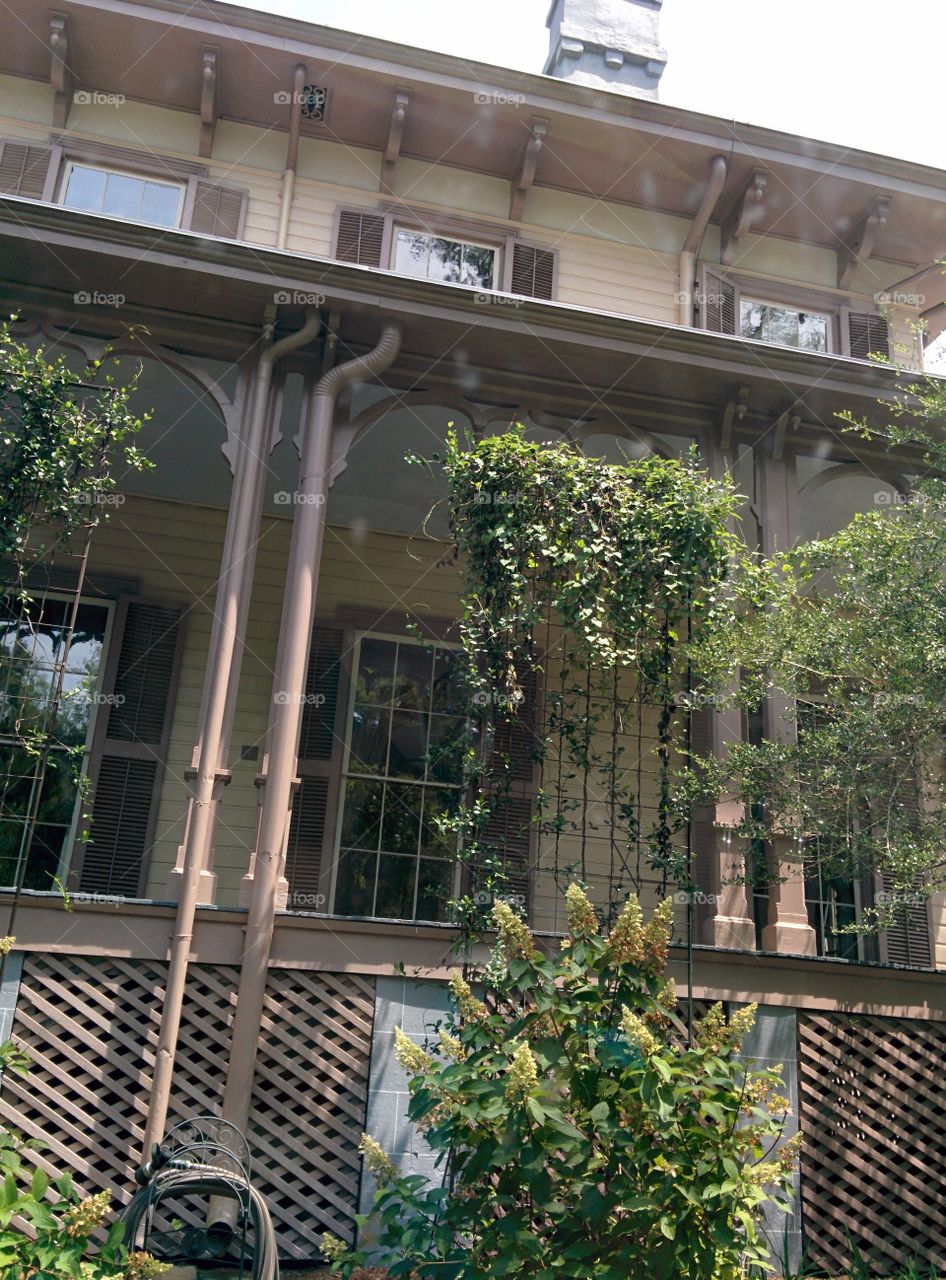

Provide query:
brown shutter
left=188, top=180, right=246, bottom=238
left=0, top=142, right=52, bottom=199
left=845, top=311, right=890, bottom=360
left=700, top=267, right=737, bottom=334
left=79, top=601, right=183, bottom=897
left=286, top=625, right=345, bottom=904
left=879, top=873, right=932, bottom=968
left=479, top=671, right=539, bottom=911
left=334, top=208, right=388, bottom=267
left=509, top=242, right=556, bottom=300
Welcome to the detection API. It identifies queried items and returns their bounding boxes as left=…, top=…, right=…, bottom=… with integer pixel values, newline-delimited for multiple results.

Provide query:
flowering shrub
left=324, top=889, right=799, bottom=1279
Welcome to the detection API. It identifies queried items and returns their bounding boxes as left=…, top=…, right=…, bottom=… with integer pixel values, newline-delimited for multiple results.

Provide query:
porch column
left=756, top=449, right=816, bottom=956
left=700, top=438, right=755, bottom=949
left=143, top=308, right=320, bottom=1157
left=217, top=320, right=402, bottom=1159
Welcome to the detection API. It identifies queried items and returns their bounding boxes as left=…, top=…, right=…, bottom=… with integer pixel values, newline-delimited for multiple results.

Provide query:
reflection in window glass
left=740, top=299, right=828, bottom=352
left=0, top=596, right=109, bottom=890
left=62, top=164, right=182, bottom=228
left=394, top=230, right=496, bottom=289
left=334, top=636, right=465, bottom=921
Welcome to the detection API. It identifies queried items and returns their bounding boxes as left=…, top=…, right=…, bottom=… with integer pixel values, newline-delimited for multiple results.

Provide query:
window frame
left=738, top=293, right=835, bottom=355
left=327, top=629, right=465, bottom=923
left=0, top=590, right=116, bottom=891
left=58, top=159, right=186, bottom=229
left=390, top=224, right=500, bottom=290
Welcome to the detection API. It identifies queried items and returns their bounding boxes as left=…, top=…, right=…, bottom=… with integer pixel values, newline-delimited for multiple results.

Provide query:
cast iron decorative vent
left=302, top=85, right=328, bottom=122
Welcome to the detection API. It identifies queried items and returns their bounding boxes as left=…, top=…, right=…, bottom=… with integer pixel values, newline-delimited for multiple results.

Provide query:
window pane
left=380, top=782, right=422, bottom=854
left=374, top=853, right=417, bottom=919
left=427, top=715, right=465, bottom=784
left=142, top=180, right=180, bottom=227
left=764, top=306, right=799, bottom=347
left=62, top=165, right=107, bottom=212
left=333, top=847, right=377, bottom=916
left=417, top=858, right=452, bottom=922
left=394, top=643, right=432, bottom=710
left=427, top=237, right=464, bottom=283
left=394, top=231, right=431, bottom=278
left=741, top=300, right=829, bottom=352
left=389, top=710, right=428, bottom=778
left=340, top=778, right=383, bottom=850
left=432, top=648, right=466, bottom=714
left=460, top=244, right=495, bottom=288
left=349, top=704, right=390, bottom=774
left=102, top=172, right=143, bottom=220
left=0, top=746, right=40, bottom=816
left=22, top=823, right=68, bottom=891
left=355, top=638, right=396, bottom=706
left=799, top=313, right=828, bottom=352
left=421, top=788, right=459, bottom=856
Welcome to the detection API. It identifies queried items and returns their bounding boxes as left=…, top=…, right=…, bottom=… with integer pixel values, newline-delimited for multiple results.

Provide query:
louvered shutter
left=479, top=671, right=539, bottom=911
left=80, top=601, right=182, bottom=897
left=845, top=311, right=890, bottom=361
left=508, top=242, right=556, bottom=300
left=188, top=180, right=246, bottom=238
left=333, top=208, right=388, bottom=267
left=0, top=141, right=52, bottom=199
left=700, top=267, right=737, bottom=334
left=879, top=873, right=932, bottom=968
left=286, top=625, right=345, bottom=904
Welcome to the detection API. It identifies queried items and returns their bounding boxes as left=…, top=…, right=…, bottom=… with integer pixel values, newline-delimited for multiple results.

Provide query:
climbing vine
left=430, top=427, right=741, bottom=932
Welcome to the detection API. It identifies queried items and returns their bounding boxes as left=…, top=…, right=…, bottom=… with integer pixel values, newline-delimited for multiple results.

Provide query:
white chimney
left=545, top=0, right=668, bottom=99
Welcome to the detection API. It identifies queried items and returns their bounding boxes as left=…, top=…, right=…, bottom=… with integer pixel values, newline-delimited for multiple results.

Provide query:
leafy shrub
left=324, top=887, right=799, bottom=1279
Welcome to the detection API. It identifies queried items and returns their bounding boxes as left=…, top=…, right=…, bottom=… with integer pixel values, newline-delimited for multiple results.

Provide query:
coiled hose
left=121, top=1162, right=280, bottom=1280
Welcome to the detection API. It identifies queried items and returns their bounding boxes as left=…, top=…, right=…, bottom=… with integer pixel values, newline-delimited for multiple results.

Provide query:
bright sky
left=228, top=0, right=945, bottom=169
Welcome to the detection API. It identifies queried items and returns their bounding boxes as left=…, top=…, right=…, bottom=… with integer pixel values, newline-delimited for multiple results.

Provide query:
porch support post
left=756, top=449, right=817, bottom=956
left=216, top=319, right=402, bottom=1160
left=700, top=434, right=755, bottom=950
left=142, top=308, right=320, bottom=1159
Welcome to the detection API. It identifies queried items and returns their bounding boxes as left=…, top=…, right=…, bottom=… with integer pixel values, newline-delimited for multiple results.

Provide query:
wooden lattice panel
left=798, top=1011, right=946, bottom=1274
left=0, top=954, right=375, bottom=1260
left=249, top=968, right=376, bottom=1256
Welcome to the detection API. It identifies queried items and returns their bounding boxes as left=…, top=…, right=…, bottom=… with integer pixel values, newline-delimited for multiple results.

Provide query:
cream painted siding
left=79, top=496, right=461, bottom=907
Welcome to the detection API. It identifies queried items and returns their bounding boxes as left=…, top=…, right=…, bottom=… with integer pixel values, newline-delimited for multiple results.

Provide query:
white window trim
left=0, top=592, right=115, bottom=890
left=390, top=225, right=500, bottom=290
left=739, top=294, right=835, bottom=354
left=328, top=629, right=463, bottom=921
left=59, top=160, right=186, bottom=229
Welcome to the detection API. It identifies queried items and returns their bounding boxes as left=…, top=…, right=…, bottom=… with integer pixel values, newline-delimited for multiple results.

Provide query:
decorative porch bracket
left=721, top=169, right=768, bottom=266
left=50, top=12, right=75, bottom=129
left=509, top=117, right=547, bottom=222
left=199, top=47, right=218, bottom=159
left=837, top=195, right=890, bottom=290
left=381, top=90, right=410, bottom=195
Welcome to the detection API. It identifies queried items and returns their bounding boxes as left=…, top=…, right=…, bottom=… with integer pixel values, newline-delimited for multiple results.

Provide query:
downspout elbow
left=266, top=305, right=320, bottom=368
left=680, top=154, right=728, bottom=326
left=315, top=319, right=403, bottom=401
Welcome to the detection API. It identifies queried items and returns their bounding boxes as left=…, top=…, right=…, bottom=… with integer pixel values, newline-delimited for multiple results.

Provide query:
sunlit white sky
left=228, top=0, right=944, bottom=169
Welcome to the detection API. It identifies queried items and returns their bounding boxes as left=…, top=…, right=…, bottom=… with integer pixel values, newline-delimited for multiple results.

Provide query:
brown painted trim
left=48, top=132, right=210, bottom=181
left=334, top=604, right=459, bottom=642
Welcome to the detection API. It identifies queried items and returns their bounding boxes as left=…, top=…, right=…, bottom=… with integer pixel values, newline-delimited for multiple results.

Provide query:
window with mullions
left=393, top=229, right=496, bottom=289
left=61, top=163, right=183, bottom=228
left=740, top=299, right=830, bottom=352
left=332, top=635, right=467, bottom=922
left=0, top=595, right=110, bottom=890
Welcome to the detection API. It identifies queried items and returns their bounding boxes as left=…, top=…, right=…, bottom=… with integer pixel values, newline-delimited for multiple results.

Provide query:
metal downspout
left=276, top=64, right=306, bottom=250
left=217, top=319, right=402, bottom=1146
left=142, top=306, right=321, bottom=1158
left=679, top=154, right=728, bottom=326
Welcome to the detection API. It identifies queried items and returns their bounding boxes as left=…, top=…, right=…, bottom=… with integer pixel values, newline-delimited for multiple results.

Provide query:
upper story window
left=393, top=229, right=496, bottom=289
left=740, top=298, right=830, bottom=353
left=61, top=163, right=184, bottom=228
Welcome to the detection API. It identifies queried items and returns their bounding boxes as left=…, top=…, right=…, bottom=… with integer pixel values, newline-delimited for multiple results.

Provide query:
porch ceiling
left=3, top=0, right=946, bottom=268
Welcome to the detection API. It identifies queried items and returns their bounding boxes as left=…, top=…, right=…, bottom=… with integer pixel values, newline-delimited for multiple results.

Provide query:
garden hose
left=121, top=1161, right=280, bottom=1280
